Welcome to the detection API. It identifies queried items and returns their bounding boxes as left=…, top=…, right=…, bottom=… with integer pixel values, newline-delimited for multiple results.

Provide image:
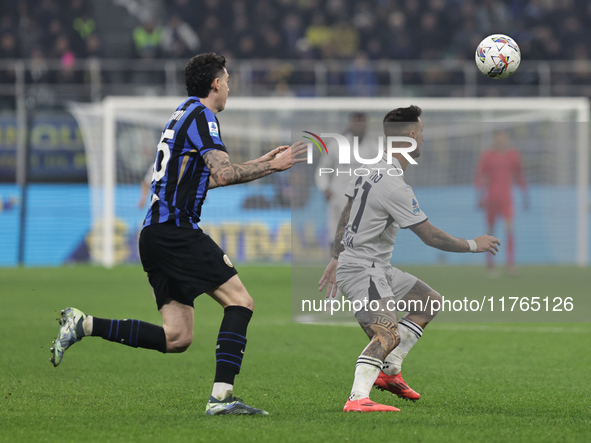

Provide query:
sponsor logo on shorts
left=223, top=254, right=233, bottom=267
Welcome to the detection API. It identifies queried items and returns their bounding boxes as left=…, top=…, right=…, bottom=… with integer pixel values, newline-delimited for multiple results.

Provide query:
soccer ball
left=475, top=34, right=521, bottom=79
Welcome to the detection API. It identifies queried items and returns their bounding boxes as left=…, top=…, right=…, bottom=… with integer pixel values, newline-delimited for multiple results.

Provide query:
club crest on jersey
left=208, top=122, right=219, bottom=137
left=411, top=198, right=421, bottom=214
left=223, top=254, right=234, bottom=268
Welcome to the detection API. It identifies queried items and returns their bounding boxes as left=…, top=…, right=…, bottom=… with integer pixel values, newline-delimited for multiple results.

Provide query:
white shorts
left=335, top=261, right=417, bottom=313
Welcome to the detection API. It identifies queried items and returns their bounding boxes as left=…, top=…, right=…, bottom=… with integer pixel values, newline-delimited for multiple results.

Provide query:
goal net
left=69, top=97, right=589, bottom=270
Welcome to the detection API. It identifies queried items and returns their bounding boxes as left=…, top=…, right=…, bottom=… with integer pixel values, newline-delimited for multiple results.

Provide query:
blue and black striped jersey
left=142, top=97, right=227, bottom=230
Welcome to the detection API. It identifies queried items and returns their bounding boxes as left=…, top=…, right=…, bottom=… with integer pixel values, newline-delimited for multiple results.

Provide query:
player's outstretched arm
left=318, top=197, right=353, bottom=298
left=203, top=141, right=307, bottom=187
left=243, top=145, right=289, bottom=165
left=410, top=220, right=500, bottom=254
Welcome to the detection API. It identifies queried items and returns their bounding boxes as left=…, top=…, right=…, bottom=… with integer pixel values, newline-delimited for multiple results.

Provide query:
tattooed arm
left=331, top=197, right=353, bottom=258
left=208, top=174, right=220, bottom=190
left=410, top=220, right=500, bottom=254
left=242, top=145, right=289, bottom=165
left=203, top=149, right=274, bottom=187
left=203, top=141, right=307, bottom=187
left=319, top=197, right=353, bottom=298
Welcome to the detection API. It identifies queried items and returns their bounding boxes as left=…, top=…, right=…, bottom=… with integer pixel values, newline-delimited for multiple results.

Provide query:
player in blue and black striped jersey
left=141, top=87, right=226, bottom=229
left=50, top=53, right=307, bottom=416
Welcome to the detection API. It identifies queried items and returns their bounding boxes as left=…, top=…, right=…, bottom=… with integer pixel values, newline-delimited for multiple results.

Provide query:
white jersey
left=338, top=156, right=428, bottom=265
left=315, top=132, right=376, bottom=238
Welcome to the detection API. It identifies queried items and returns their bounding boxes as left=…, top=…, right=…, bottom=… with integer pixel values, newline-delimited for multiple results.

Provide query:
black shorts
left=139, top=222, right=238, bottom=310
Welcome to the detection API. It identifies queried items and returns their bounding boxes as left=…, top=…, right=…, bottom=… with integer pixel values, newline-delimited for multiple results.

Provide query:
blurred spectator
left=352, top=1, right=375, bottom=49
left=258, top=25, right=283, bottom=59
left=203, top=0, right=230, bottom=24
left=229, top=2, right=249, bottom=53
left=161, top=15, right=200, bottom=59
left=132, top=19, right=162, bottom=59
left=365, top=38, right=384, bottom=60
left=84, top=33, right=102, bottom=59
left=417, top=12, right=447, bottom=59
left=528, top=26, right=562, bottom=60
left=325, top=0, right=348, bottom=22
left=567, top=43, right=591, bottom=86
left=237, top=35, right=257, bottom=59
left=210, top=37, right=229, bottom=58
left=0, top=32, right=18, bottom=59
left=0, top=33, right=17, bottom=84
left=448, top=3, right=483, bottom=59
left=402, top=0, right=421, bottom=32
left=345, top=51, right=377, bottom=96
left=27, top=47, right=50, bottom=84
left=384, top=12, right=415, bottom=60
left=0, top=14, right=16, bottom=36
left=252, top=0, right=280, bottom=28
left=283, top=13, right=303, bottom=57
left=167, top=0, right=198, bottom=26
left=35, top=0, right=60, bottom=34
left=18, top=2, right=42, bottom=57
left=43, top=19, right=66, bottom=54
left=522, top=0, right=550, bottom=26
left=71, top=1, right=96, bottom=56
left=50, top=34, right=81, bottom=84
left=331, top=20, right=359, bottom=59
left=198, top=15, right=222, bottom=54
left=560, top=16, right=585, bottom=59
left=305, top=13, right=332, bottom=57
left=475, top=0, right=512, bottom=35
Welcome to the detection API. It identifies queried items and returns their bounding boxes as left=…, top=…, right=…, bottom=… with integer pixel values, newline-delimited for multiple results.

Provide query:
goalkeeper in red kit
left=475, top=130, right=528, bottom=277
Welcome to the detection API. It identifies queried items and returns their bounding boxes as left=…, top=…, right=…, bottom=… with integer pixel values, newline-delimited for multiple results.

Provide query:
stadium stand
left=0, top=0, right=589, bottom=98
left=1, top=0, right=590, bottom=62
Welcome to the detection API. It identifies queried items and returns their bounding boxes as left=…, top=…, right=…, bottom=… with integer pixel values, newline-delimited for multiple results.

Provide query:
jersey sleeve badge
left=208, top=122, right=219, bottom=138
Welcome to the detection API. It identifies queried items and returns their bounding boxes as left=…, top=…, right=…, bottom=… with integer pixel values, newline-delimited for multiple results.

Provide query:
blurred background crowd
left=0, top=0, right=589, bottom=100
left=2, top=0, right=591, bottom=63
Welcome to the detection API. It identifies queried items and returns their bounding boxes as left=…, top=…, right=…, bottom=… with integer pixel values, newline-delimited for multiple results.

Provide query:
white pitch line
left=273, top=322, right=591, bottom=334
left=427, top=324, right=591, bottom=334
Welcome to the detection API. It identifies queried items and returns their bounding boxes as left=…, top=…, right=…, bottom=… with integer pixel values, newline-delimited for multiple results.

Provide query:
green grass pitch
left=1, top=265, right=590, bottom=442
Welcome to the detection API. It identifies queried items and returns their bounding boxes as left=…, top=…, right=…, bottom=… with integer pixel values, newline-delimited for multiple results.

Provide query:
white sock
left=382, top=319, right=423, bottom=376
left=211, top=382, right=233, bottom=401
left=349, top=356, right=382, bottom=401
left=82, top=316, right=93, bottom=336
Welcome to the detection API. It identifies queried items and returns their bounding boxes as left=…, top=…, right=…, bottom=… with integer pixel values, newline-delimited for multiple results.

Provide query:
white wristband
left=467, top=239, right=477, bottom=253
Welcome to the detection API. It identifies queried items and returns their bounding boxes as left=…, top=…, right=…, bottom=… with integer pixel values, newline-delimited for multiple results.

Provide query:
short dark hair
left=184, top=52, right=226, bottom=98
left=383, top=105, right=422, bottom=136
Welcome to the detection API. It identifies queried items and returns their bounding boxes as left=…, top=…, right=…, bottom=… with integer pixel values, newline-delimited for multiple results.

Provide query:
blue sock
left=214, top=306, right=253, bottom=384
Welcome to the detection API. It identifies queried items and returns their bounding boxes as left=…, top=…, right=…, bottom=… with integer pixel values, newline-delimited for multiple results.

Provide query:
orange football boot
left=343, top=398, right=400, bottom=412
left=374, top=371, right=420, bottom=401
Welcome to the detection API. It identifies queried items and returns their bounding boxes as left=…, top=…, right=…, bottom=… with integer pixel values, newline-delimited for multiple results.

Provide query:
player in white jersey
left=319, top=105, right=500, bottom=412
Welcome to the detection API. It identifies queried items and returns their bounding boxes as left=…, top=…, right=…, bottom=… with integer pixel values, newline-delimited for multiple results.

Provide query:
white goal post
left=72, top=96, right=589, bottom=268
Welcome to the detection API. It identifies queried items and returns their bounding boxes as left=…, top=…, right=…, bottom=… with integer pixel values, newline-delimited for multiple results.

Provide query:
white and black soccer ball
left=475, top=34, right=521, bottom=79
